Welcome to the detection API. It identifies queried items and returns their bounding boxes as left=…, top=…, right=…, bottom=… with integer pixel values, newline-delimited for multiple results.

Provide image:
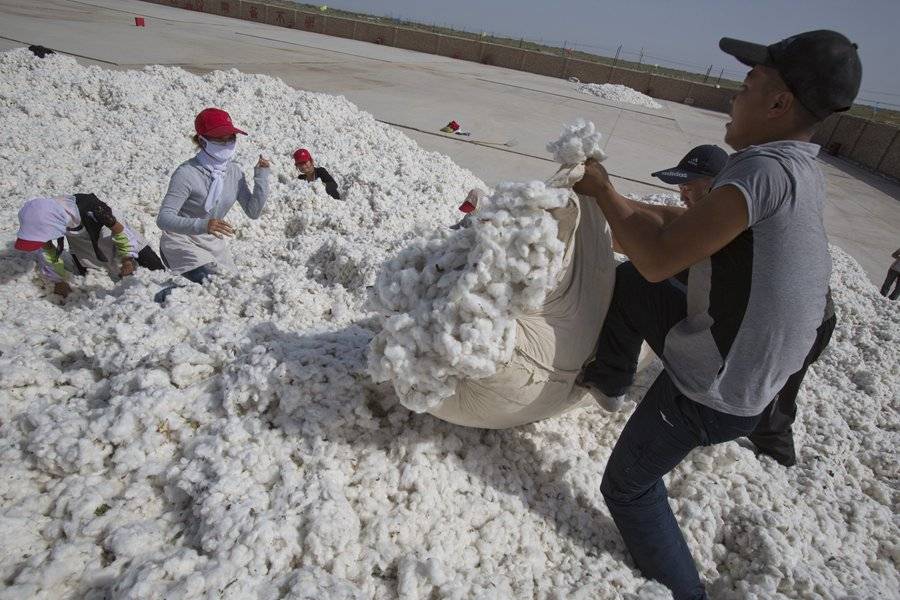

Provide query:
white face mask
left=200, top=136, right=236, bottom=162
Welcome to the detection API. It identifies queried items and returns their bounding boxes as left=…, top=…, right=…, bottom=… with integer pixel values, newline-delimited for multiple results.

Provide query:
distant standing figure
left=294, top=148, right=340, bottom=199
left=881, top=248, right=900, bottom=300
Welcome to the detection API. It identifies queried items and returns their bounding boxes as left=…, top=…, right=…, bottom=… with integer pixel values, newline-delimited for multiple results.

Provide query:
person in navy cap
left=609, top=146, right=729, bottom=257
left=574, top=30, right=861, bottom=599
left=652, top=144, right=837, bottom=468
left=651, top=145, right=729, bottom=208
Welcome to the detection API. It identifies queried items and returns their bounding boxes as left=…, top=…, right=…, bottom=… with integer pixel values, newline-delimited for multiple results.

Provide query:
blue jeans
left=601, top=372, right=758, bottom=599
left=585, top=262, right=761, bottom=599
left=153, top=265, right=214, bottom=303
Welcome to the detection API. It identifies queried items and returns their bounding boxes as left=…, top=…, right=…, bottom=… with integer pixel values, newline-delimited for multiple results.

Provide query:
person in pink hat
left=154, top=108, right=270, bottom=302
left=294, top=148, right=340, bottom=199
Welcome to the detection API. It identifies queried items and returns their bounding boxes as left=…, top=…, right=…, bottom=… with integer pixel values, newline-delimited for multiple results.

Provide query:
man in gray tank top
left=573, top=31, right=862, bottom=599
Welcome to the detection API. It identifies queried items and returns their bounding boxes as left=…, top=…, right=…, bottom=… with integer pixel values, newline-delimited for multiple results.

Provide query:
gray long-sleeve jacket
left=157, top=157, right=270, bottom=235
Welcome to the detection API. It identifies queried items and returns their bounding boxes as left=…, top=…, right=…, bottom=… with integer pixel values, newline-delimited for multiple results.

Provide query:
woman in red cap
left=294, top=148, right=340, bottom=199
left=155, top=108, right=270, bottom=302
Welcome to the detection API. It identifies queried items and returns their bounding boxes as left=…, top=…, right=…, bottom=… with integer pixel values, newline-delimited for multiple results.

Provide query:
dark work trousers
left=585, top=261, right=838, bottom=467
left=583, top=262, right=761, bottom=600
left=747, top=313, right=836, bottom=466
left=153, top=248, right=214, bottom=303
left=153, top=265, right=213, bottom=303
left=881, top=269, right=900, bottom=300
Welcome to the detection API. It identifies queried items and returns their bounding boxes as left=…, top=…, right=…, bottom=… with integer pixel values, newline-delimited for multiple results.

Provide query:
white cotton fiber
left=368, top=180, right=571, bottom=411
left=577, top=82, right=663, bottom=109
left=368, top=120, right=612, bottom=413
left=1, top=47, right=898, bottom=600
left=545, top=119, right=608, bottom=165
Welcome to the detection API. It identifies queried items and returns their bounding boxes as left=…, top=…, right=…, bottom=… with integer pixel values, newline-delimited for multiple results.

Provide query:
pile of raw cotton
left=577, top=82, right=663, bottom=109
left=367, top=180, right=570, bottom=411
left=1, top=48, right=898, bottom=600
left=368, top=119, right=606, bottom=412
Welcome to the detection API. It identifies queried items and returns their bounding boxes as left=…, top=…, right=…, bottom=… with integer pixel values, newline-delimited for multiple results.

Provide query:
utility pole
left=703, top=64, right=712, bottom=83
left=638, top=47, right=644, bottom=65
left=714, top=67, right=725, bottom=86
left=612, top=44, right=622, bottom=68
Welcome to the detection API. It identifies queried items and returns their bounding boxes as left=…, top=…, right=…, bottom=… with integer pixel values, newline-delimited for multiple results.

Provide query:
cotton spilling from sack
left=577, top=82, right=664, bottom=109
left=367, top=119, right=615, bottom=414
left=367, top=180, right=572, bottom=412
left=1, top=48, right=898, bottom=600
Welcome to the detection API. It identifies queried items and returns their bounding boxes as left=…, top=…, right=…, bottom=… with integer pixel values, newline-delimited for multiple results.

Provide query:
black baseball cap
left=719, top=30, right=862, bottom=120
left=652, top=145, right=729, bottom=185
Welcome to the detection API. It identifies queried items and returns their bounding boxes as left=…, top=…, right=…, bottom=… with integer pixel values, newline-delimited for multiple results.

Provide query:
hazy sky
left=319, top=0, right=900, bottom=108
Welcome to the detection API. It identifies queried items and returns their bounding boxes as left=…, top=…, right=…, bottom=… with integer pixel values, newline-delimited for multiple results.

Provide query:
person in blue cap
left=609, top=146, right=729, bottom=257
left=573, top=30, right=862, bottom=599
left=604, top=143, right=834, bottom=469
left=650, top=146, right=836, bottom=468
left=651, top=145, right=729, bottom=208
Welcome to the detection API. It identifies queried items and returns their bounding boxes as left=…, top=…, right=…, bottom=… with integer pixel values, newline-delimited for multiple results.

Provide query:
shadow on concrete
left=818, top=153, right=900, bottom=203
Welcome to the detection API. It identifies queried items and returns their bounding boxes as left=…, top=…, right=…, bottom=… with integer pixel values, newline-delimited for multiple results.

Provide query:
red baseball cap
left=15, top=238, right=45, bottom=251
left=194, top=108, right=247, bottom=138
left=293, top=148, right=313, bottom=164
left=458, top=188, right=485, bottom=213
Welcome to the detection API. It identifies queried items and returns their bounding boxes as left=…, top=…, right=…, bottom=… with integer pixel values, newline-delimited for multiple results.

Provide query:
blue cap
left=651, top=145, right=729, bottom=184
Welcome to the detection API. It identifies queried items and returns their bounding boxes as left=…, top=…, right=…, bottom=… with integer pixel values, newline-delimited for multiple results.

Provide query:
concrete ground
left=2, top=0, right=898, bottom=284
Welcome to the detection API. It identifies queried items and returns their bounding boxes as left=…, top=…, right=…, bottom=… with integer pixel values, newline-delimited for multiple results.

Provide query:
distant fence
left=812, top=113, right=900, bottom=181
left=138, top=0, right=733, bottom=110
left=141, top=0, right=899, bottom=182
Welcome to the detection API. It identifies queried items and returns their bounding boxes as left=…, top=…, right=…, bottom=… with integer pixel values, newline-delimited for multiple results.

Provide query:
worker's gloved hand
left=120, top=257, right=136, bottom=277
left=53, top=281, right=72, bottom=298
left=573, top=158, right=613, bottom=197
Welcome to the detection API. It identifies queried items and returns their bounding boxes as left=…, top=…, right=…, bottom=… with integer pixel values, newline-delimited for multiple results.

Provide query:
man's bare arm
left=610, top=199, right=687, bottom=255
left=576, top=160, right=748, bottom=282
left=622, top=197, right=687, bottom=226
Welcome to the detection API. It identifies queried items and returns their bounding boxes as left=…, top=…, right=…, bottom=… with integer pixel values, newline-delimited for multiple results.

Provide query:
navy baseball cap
left=719, top=30, right=862, bottom=120
left=652, top=145, right=729, bottom=185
